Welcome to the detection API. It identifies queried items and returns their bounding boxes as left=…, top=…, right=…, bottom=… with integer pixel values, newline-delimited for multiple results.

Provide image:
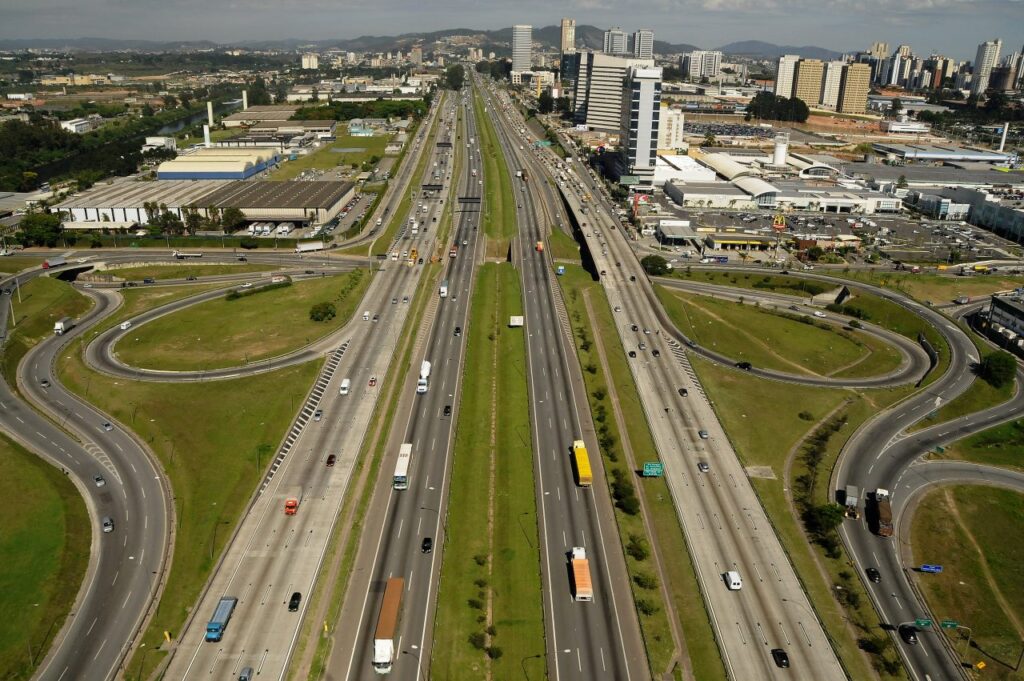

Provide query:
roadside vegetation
left=937, top=418, right=1024, bottom=471
left=102, top=263, right=278, bottom=280
left=472, top=91, right=517, bottom=258
left=0, top=435, right=89, bottom=681
left=833, top=269, right=1024, bottom=305
left=0, top=256, right=47, bottom=274
left=559, top=266, right=726, bottom=681
left=546, top=227, right=581, bottom=263
left=911, top=486, right=1024, bottom=679
left=115, top=270, right=368, bottom=370
left=433, top=263, right=544, bottom=678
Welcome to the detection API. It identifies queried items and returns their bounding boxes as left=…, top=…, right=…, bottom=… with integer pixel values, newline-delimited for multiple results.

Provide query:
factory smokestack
left=999, top=122, right=1009, bottom=153
left=203, top=124, right=211, bottom=148
left=243, top=90, right=248, bottom=110
left=773, top=133, right=789, bottom=167
left=207, top=101, right=214, bottom=128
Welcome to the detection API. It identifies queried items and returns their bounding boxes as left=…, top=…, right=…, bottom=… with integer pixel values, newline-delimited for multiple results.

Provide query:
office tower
left=792, top=59, right=824, bottom=105
left=633, top=30, right=654, bottom=59
left=869, top=42, right=890, bottom=59
left=774, top=54, right=800, bottom=98
left=896, top=44, right=912, bottom=58
left=819, top=61, right=845, bottom=108
left=657, top=105, right=685, bottom=150
left=971, top=39, right=1002, bottom=95
left=512, top=24, right=532, bottom=73
left=560, top=18, right=576, bottom=55
left=837, top=62, right=871, bottom=113
left=410, top=47, right=423, bottom=65
left=603, top=27, right=628, bottom=55
left=620, top=66, right=663, bottom=182
left=683, top=50, right=722, bottom=80
left=301, top=53, right=319, bottom=70
left=574, top=51, right=655, bottom=131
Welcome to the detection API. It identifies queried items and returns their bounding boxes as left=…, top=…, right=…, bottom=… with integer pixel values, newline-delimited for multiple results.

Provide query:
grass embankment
left=103, top=263, right=279, bottom=280
left=692, top=353, right=913, bottom=678
left=546, top=227, right=581, bottom=263
left=0, top=256, right=47, bottom=274
left=656, top=287, right=902, bottom=378
left=911, top=486, right=1024, bottom=679
left=433, top=263, right=544, bottom=678
left=2, top=277, right=93, bottom=388
left=0, top=435, right=89, bottom=681
left=268, top=134, right=391, bottom=181
left=835, top=269, right=1024, bottom=305
left=115, top=270, right=369, bottom=370
left=55, top=286, right=322, bottom=679
left=915, top=373, right=1015, bottom=430
left=472, top=90, right=517, bottom=259
left=937, top=418, right=1024, bottom=471
left=559, top=266, right=726, bottom=680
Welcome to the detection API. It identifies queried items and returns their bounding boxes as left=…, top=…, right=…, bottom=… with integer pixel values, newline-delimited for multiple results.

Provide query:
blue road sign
left=920, top=564, right=944, bottom=574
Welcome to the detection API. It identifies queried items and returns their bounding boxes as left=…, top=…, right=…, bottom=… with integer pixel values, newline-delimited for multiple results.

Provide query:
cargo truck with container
left=571, top=440, right=593, bottom=487
left=205, top=596, right=238, bottom=642
left=417, top=361, right=431, bottom=394
left=295, top=241, right=326, bottom=254
left=172, top=250, right=203, bottom=259
left=42, top=256, right=66, bottom=269
left=874, top=489, right=893, bottom=537
left=844, top=485, right=861, bottom=519
left=53, top=317, right=73, bottom=335
left=284, top=487, right=303, bottom=515
left=570, top=547, right=593, bottom=602
left=372, top=577, right=405, bottom=673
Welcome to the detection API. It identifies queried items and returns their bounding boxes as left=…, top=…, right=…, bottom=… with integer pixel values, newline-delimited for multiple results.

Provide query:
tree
left=889, top=98, right=903, bottom=118
left=896, top=175, right=908, bottom=189
left=703, top=132, right=717, bottom=147
left=16, top=211, right=63, bottom=247
left=443, top=64, right=465, bottom=90
left=220, top=207, right=246, bottom=232
left=182, top=205, right=202, bottom=235
left=309, top=302, right=337, bottom=321
left=538, top=91, right=554, bottom=114
left=977, top=351, right=1016, bottom=388
left=641, top=255, right=669, bottom=276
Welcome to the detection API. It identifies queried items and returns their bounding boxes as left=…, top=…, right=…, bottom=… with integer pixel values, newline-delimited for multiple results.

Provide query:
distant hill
left=0, top=37, right=219, bottom=51
left=717, top=40, right=844, bottom=61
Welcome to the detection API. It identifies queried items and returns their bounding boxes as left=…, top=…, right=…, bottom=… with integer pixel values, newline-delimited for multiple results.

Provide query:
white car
left=813, top=311, right=826, bottom=318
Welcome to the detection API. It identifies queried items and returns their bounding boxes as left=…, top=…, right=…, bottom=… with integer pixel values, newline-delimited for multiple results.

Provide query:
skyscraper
left=512, top=24, right=532, bottom=73
left=792, top=59, right=824, bottom=106
left=574, top=51, right=655, bottom=132
left=869, top=42, right=890, bottom=59
left=774, top=55, right=800, bottom=98
left=560, top=18, right=576, bottom=55
left=837, top=63, right=871, bottom=114
left=620, top=66, right=663, bottom=183
left=819, top=61, right=845, bottom=108
left=633, top=30, right=654, bottom=60
left=682, top=51, right=722, bottom=80
left=603, top=27, right=628, bottom=55
left=971, top=39, right=1002, bottom=95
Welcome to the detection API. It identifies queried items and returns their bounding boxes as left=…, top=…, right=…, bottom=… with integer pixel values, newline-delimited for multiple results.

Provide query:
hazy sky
left=2, top=0, right=1022, bottom=60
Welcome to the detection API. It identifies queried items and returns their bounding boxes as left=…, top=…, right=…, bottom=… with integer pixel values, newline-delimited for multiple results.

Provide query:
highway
left=329, top=85, right=483, bottom=680
left=478, top=77, right=648, bottom=679
left=496, top=90, right=845, bottom=679
left=0, top=273, right=170, bottom=681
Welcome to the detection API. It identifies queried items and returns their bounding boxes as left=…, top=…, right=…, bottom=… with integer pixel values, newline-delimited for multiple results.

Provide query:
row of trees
left=292, top=98, right=427, bottom=122
left=744, top=91, right=810, bottom=123
left=141, top=201, right=245, bottom=235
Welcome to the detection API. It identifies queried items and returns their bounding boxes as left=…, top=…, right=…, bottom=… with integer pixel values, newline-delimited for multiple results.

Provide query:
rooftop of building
left=845, top=161, right=1024, bottom=188
left=871, top=142, right=1013, bottom=163
left=222, top=105, right=300, bottom=123
left=56, top=180, right=231, bottom=209
left=199, top=180, right=354, bottom=210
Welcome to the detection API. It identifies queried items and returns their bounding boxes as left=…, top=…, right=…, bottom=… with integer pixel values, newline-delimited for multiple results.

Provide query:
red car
left=368, top=376, right=378, bottom=387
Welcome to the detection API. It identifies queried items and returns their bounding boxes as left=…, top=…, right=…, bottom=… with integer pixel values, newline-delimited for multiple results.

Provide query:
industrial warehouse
left=56, top=179, right=355, bottom=227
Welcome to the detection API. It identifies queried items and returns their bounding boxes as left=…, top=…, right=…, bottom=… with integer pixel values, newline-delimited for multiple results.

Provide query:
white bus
left=393, top=443, right=412, bottom=490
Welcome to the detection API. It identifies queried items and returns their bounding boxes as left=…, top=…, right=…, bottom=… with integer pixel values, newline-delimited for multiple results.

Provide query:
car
left=866, top=567, right=881, bottom=583
left=698, top=430, right=709, bottom=439
left=93, top=474, right=106, bottom=487
left=40, top=378, right=50, bottom=388
left=186, top=275, right=198, bottom=281
left=698, top=462, right=710, bottom=473
left=771, top=648, right=790, bottom=668
left=735, top=361, right=752, bottom=371
left=638, top=342, right=647, bottom=351
left=418, top=257, right=424, bottom=264
left=630, top=275, right=636, bottom=282
left=402, top=296, right=410, bottom=304
left=631, top=324, right=639, bottom=332
left=899, top=625, right=919, bottom=645
left=288, top=592, right=302, bottom=612
left=678, top=388, right=688, bottom=397
left=372, top=314, right=380, bottom=323
left=613, top=306, right=621, bottom=312
left=628, top=350, right=637, bottom=358
left=326, top=454, right=336, bottom=467
left=652, top=349, right=660, bottom=357
left=643, top=328, right=650, bottom=335
left=314, top=408, right=323, bottom=421
left=454, top=326, right=462, bottom=336
left=462, top=239, right=468, bottom=246
left=143, top=278, right=155, bottom=284
left=237, top=256, right=248, bottom=262
left=102, top=422, right=113, bottom=432
left=600, top=270, right=607, bottom=276
left=685, top=339, right=696, bottom=348
left=789, top=305, right=800, bottom=311
left=421, top=537, right=434, bottom=553
left=368, top=376, right=378, bottom=387
left=238, top=667, right=254, bottom=681
left=101, top=516, right=114, bottom=533
left=241, top=282, right=253, bottom=288
left=813, top=311, right=826, bottom=318
left=392, top=297, right=398, bottom=304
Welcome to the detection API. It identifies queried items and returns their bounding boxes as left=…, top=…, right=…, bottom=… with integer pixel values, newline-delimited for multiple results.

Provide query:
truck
left=372, top=577, right=405, bottom=673
left=535, top=241, right=544, bottom=253
left=295, top=241, right=326, bottom=254
left=411, top=222, right=419, bottom=235
left=874, top=488, right=893, bottom=537
left=42, top=256, right=66, bottom=269
left=439, top=280, right=448, bottom=298
left=844, top=484, right=861, bottom=519
left=570, top=547, right=593, bottom=602
left=172, top=250, right=203, bottom=259
left=571, top=440, right=593, bottom=487
left=205, top=596, right=238, bottom=642
left=417, top=361, right=431, bottom=394
left=410, top=248, right=419, bottom=263
left=53, top=317, right=73, bottom=335
left=284, top=487, right=303, bottom=515
left=713, top=255, right=729, bottom=264
left=449, top=245, right=458, bottom=258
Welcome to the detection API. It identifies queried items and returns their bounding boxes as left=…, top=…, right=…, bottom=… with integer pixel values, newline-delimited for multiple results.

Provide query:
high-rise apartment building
left=837, top=62, right=871, bottom=114
left=774, top=54, right=800, bottom=98
left=560, top=18, right=576, bottom=55
left=574, top=51, right=655, bottom=132
left=657, top=105, right=685, bottom=150
left=819, top=61, right=845, bottom=108
left=620, top=66, right=663, bottom=183
left=301, top=53, right=319, bottom=70
left=971, top=39, right=1002, bottom=95
left=512, top=24, right=532, bottom=73
left=792, top=59, right=824, bottom=106
left=633, top=30, right=654, bottom=59
left=603, top=27, right=628, bottom=55
left=682, top=50, right=722, bottom=80
left=410, top=47, right=423, bottom=65
left=869, top=42, right=890, bottom=59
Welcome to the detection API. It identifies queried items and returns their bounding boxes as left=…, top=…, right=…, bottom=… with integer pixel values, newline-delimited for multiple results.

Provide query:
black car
left=631, top=325, right=639, bottom=332
left=628, top=350, right=636, bottom=358
left=454, top=326, right=462, bottom=336
left=899, top=625, right=919, bottom=645
left=305, top=270, right=315, bottom=275
left=735, top=361, right=752, bottom=371
left=421, top=537, right=433, bottom=554
left=771, top=649, right=790, bottom=668
left=678, top=388, right=688, bottom=397
left=443, top=405, right=452, bottom=417
left=288, top=592, right=302, bottom=612
left=652, top=349, right=660, bottom=357
left=186, top=275, right=197, bottom=281
left=866, top=567, right=881, bottom=583
left=143, top=278, right=155, bottom=284
left=629, top=275, right=636, bottom=282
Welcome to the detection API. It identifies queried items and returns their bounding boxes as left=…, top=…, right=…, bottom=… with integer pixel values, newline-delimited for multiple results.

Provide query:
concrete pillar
left=203, top=125, right=211, bottom=148
left=207, top=101, right=214, bottom=128
left=243, top=90, right=248, bottom=110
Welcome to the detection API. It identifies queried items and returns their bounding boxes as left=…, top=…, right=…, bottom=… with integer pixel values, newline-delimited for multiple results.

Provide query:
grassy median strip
left=472, top=91, right=517, bottom=259
left=911, top=485, right=1024, bottom=674
left=115, top=270, right=368, bottom=370
left=0, top=434, right=89, bottom=681
left=102, top=263, right=279, bottom=280
left=55, top=286, right=323, bottom=680
left=559, top=266, right=726, bottom=681
left=432, top=263, right=544, bottom=678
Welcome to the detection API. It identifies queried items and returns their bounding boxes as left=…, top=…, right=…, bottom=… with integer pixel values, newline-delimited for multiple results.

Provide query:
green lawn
left=546, top=228, right=581, bottom=262
left=0, top=256, right=47, bottom=274
left=560, top=265, right=726, bottom=680
left=432, top=263, right=544, bottom=679
left=103, top=263, right=279, bottom=280
left=2, top=277, right=93, bottom=389
left=0, top=435, right=89, bottom=681
left=56, top=287, right=322, bottom=679
left=834, top=269, right=1024, bottom=305
left=915, top=372, right=1015, bottom=431
left=939, top=419, right=1024, bottom=471
left=268, top=134, right=391, bottom=181
left=911, top=486, right=1024, bottom=679
left=115, top=270, right=369, bottom=370
left=175, top=126, right=247, bottom=149
left=473, top=91, right=517, bottom=258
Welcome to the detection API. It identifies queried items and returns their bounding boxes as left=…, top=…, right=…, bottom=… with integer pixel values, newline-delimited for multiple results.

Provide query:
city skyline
left=1, top=1, right=1021, bottom=61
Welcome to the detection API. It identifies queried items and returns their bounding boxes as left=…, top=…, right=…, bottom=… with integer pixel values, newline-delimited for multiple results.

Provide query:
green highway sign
left=915, top=618, right=933, bottom=628
left=642, top=462, right=664, bottom=477
left=940, top=620, right=959, bottom=629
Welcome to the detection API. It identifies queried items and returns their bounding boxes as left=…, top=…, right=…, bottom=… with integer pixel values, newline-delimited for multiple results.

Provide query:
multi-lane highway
left=329, top=87, right=483, bottom=681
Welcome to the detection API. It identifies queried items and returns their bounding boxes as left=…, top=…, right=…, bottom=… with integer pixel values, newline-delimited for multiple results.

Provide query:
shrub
left=636, top=599, right=660, bottom=616
left=467, top=598, right=484, bottom=610
left=486, top=646, right=503, bottom=659
left=633, top=573, right=659, bottom=590
left=626, top=533, right=649, bottom=561
left=309, top=301, right=337, bottom=322
left=468, top=632, right=487, bottom=649
left=798, top=411, right=814, bottom=421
